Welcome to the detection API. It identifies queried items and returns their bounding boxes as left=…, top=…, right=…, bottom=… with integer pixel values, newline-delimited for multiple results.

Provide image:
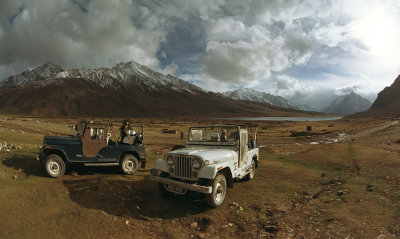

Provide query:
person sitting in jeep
left=120, top=120, right=131, bottom=144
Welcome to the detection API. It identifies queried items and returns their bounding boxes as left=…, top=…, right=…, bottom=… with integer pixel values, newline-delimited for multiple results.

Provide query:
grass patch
left=0, top=128, right=43, bottom=146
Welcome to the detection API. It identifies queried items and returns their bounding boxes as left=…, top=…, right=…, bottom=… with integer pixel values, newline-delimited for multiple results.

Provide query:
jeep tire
left=158, top=172, right=173, bottom=197
left=45, top=154, right=66, bottom=178
left=245, top=159, right=256, bottom=181
left=206, top=173, right=227, bottom=208
left=120, top=154, right=139, bottom=175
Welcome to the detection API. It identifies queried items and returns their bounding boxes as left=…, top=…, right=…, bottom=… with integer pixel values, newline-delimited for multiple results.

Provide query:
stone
left=125, top=220, right=130, bottom=225
left=190, top=222, right=198, bottom=228
left=264, top=225, right=278, bottom=233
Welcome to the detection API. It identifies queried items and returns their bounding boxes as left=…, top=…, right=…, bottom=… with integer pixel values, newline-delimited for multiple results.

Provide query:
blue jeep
left=37, top=121, right=146, bottom=178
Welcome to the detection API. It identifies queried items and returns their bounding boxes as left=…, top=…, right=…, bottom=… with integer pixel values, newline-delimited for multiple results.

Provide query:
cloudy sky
left=1, top=0, right=400, bottom=109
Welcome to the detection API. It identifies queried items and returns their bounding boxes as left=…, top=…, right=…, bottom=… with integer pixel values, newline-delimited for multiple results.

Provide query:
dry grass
left=0, top=117, right=399, bottom=238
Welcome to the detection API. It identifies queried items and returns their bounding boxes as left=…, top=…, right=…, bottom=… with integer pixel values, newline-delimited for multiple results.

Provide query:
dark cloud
left=0, top=0, right=399, bottom=111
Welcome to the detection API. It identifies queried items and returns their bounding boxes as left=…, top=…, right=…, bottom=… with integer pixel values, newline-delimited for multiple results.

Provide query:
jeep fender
left=197, top=161, right=233, bottom=180
left=41, top=148, right=69, bottom=163
left=153, top=158, right=169, bottom=173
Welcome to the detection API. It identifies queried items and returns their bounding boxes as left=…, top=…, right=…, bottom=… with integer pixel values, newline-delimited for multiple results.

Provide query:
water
left=216, top=116, right=343, bottom=122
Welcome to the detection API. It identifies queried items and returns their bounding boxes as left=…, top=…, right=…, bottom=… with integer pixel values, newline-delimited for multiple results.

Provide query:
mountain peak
left=34, top=63, right=64, bottom=78
left=324, top=92, right=371, bottom=115
left=222, top=88, right=299, bottom=110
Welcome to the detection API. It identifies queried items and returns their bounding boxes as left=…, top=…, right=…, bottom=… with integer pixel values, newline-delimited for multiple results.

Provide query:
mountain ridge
left=0, top=61, right=311, bottom=117
left=222, top=88, right=299, bottom=110
left=354, top=75, right=400, bottom=117
left=323, top=92, right=371, bottom=115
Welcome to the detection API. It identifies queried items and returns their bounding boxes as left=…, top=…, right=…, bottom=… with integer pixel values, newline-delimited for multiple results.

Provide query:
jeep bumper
left=149, top=170, right=212, bottom=194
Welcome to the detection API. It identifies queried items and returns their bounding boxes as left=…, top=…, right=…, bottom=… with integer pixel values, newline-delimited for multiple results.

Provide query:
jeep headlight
left=192, top=158, right=202, bottom=169
left=166, top=155, right=175, bottom=166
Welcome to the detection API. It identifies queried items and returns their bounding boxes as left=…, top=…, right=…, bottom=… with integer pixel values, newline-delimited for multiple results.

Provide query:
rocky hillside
left=362, top=75, right=400, bottom=117
left=323, top=92, right=371, bottom=115
left=0, top=62, right=306, bottom=117
left=222, top=88, right=299, bottom=110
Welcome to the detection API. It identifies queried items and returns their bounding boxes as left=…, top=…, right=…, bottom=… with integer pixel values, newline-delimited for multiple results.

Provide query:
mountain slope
left=222, top=88, right=299, bottom=110
left=323, top=92, right=371, bottom=115
left=0, top=62, right=309, bottom=117
left=358, top=75, right=400, bottom=117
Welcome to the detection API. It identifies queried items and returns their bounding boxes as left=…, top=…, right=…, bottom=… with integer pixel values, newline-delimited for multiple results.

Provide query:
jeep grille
left=173, top=155, right=194, bottom=179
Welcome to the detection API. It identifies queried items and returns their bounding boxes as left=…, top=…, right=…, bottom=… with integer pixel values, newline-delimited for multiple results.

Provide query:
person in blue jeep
left=120, top=120, right=131, bottom=144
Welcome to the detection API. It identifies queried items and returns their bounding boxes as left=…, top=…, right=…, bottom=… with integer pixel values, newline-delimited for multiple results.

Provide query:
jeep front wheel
left=206, top=173, right=227, bottom=208
left=45, top=154, right=66, bottom=178
left=120, top=155, right=139, bottom=175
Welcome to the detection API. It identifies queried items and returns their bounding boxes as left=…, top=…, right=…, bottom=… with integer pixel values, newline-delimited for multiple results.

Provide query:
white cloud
left=0, top=0, right=399, bottom=109
left=274, top=74, right=314, bottom=96
left=0, top=0, right=166, bottom=78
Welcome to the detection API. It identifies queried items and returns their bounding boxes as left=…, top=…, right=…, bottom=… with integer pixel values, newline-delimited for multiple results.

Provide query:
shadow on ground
left=2, top=152, right=46, bottom=177
left=2, top=152, right=147, bottom=177
left=63, top=176, right=210, bottom=220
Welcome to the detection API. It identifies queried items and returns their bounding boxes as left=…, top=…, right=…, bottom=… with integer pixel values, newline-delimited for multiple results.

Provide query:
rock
left=125, top=220, right=130, bottom=225
left=126, top=185, right=132, bottom=190
left=264, top=224, right=278, bottom=233
left=190, top=222, right=198, bottom=228
left=11, top=175, right=18, bottom=179
left=231, top=202, right=239, bottom=207
left=366, top=185, right=374, bottom=192
left=239, top=206, right=243, bottom=211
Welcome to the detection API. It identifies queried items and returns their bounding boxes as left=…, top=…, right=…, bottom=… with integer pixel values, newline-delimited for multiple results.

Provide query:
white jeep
left=150, top=124, right=259, bottom=207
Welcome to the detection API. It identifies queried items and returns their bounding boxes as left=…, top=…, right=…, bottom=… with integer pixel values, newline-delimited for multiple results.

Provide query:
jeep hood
left=44, top=135, right=80, bottom=146
left=170, top=148, right=236, bottom=164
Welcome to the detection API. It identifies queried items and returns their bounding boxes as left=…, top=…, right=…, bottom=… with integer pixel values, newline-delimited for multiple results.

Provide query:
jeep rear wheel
left=45, top=154, right=66, bottom=178
left=120, top=155, right=139, bottom=175
left=206, top=173, right=227, bottom=208
left=245, top=159, right=256, bottom=181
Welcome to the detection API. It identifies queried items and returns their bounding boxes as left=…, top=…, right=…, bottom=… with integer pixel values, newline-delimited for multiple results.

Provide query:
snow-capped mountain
left=0, top=61, right=305, bottom=117
left=0, top=62, right=202, bottom=94
left=323, top=92, right=371, bottom=115
left=222, top=88, right=299, bottom=110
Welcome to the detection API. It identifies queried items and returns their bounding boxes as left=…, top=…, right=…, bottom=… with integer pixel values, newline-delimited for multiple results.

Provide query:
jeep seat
left=211, top=132, right=220, bottom=142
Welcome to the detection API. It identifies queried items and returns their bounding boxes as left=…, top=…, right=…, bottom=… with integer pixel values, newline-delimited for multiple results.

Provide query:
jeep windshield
left=188, top=126, right=239, bottom=145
